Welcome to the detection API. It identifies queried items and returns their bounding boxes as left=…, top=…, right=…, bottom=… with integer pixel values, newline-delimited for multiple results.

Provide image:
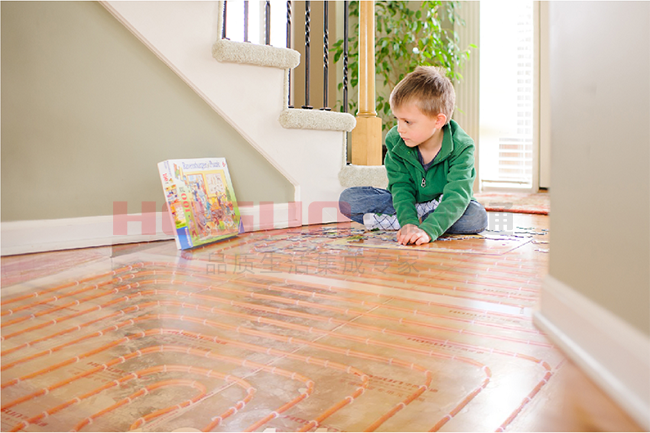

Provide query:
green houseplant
left=332, top=1, right=475, bottom=132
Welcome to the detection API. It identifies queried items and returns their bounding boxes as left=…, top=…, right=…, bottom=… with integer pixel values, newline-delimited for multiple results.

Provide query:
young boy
left=339, top=66, right=487, bottom=245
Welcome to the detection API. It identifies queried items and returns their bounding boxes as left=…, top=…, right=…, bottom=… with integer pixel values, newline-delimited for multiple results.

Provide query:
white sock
left=362, top=196, right=441, bottom=231
left=363, top=213, right=401, bottom=230
left=416, top=195, right=443, bottom=218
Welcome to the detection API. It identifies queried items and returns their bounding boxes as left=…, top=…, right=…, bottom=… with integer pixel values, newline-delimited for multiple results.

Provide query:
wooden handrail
left=357, top=0, right=376, bottom=117
left=351, top=0, right=382, bottom=166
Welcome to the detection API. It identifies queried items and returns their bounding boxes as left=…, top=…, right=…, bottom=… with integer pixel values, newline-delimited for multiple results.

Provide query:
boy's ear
left=435, top=113, right=448, bottom=129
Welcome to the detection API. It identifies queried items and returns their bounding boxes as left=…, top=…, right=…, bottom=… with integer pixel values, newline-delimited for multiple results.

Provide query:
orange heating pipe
left=102, top=275, right=546, bottom=348
left=132, top=261, right=535, bottom=322
left=1, top=273, right=542, bottom=357
left=1, top=281, right=541, bottom=376
left=2, top=305, right=456, bottom=431
left=0, top=265, right=135, bottom=309
left=129, top=267, right=539, bottom=336
left=74, top=379, right=208, bottom=432
left=3, top=314, right=414, bottom=431
left=11, top=364, right=253, bottom=432
left=112, top=257, right=537, bottom=310
left=5, top=345, right=315, bottom=432
left=2, top=262, right=552, bottom=432
left=202, top=253, right=538, bottom=306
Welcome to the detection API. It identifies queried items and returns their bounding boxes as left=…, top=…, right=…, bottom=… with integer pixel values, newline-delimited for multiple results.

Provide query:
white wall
left=547, top=1, right=649, bottom=337
left=535, top=2, right=649, bottom=428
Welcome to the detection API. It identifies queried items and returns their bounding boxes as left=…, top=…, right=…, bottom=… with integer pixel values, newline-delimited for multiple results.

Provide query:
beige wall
left=1, top=1, right=294, bottom=222
left=548, top=2, right=649, bottom=336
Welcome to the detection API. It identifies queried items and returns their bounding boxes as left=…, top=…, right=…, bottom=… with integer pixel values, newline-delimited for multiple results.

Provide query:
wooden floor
left=1, top=214, right=642, bottom=432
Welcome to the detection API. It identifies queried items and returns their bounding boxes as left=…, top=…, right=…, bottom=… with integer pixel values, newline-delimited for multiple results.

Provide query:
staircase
left=102, top=0, right=360, bottom=229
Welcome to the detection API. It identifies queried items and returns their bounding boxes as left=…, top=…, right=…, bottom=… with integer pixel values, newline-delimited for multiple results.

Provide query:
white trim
left=479, top=182, right=536, bottom=193
left=534, top=275, right=650, bottom=430
left=1, top=203, right=300, bottom=256
left=1, top=214, right=172, bottom=256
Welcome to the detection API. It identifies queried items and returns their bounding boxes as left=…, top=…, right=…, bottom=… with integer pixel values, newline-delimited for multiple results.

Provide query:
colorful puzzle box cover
left=158, top=158, right=242, bottom=249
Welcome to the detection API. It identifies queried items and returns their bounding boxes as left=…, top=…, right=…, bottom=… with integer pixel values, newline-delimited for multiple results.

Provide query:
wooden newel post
left=351, top=0, right=382, bottom=166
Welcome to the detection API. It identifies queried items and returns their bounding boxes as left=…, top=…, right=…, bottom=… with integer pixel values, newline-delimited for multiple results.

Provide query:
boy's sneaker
left=363, top=213, right=401, bottom=231
left=416, top=195, right=443, bottom=218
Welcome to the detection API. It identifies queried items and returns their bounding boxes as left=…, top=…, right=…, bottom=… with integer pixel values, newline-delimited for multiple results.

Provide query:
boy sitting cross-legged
left=339, top=66, right=487, bottom=246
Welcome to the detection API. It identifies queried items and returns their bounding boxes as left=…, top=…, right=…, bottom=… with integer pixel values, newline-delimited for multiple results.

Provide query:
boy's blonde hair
left=389, top=66, right=455, bottom=122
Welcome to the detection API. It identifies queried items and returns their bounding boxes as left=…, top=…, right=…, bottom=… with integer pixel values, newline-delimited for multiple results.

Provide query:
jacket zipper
left=397, top=147, right=437, bottom=189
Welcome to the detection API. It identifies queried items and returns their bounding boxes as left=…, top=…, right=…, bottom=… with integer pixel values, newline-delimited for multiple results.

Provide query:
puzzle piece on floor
left=515, top=227, right=549, bottom=236
left=332, top=231, right=532, bottom=255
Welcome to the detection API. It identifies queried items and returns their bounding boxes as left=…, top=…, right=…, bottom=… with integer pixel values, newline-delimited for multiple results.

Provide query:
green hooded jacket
left=384, top=119, right=476, bottom=241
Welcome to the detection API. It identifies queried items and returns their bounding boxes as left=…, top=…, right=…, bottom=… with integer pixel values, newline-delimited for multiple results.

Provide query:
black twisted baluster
left=302, top=1, right=312, bottom=109
left=265, top=1, right=271, bottom=45
left=286, top=0, right=292, bottom=49
left=287, top=1, right=294, bottom=108
left=302, top=0, right=313, bottom=109
left=222, top=0, right=228, bottom=40
left=343, top=0, right=349, bottom=113
left=321, top=1, right=330, bottom=110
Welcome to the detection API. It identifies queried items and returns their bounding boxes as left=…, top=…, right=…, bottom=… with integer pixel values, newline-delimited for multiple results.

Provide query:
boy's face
left=392, top=101, right=446, bottom=148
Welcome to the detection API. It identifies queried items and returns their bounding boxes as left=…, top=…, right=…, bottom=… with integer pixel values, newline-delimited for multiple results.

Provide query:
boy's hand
left=397, top=224, right=431, bottom=245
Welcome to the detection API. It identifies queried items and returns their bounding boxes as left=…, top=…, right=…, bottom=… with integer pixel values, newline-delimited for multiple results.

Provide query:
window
left=479, top=1, right=535, bottom=189
left=223, top=0, right=288, bottom=47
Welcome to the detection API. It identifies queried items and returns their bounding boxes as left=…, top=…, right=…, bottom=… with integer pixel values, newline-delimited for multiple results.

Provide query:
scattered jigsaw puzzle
left=333, top=230, right=533, bottom=255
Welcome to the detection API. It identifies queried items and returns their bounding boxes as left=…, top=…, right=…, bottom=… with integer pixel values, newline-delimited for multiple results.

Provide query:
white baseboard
left=1, top=203, right=301, bottom=256
left=534, top=275, right=650, bottom=430
left=0, top=214, right=172, bottom=256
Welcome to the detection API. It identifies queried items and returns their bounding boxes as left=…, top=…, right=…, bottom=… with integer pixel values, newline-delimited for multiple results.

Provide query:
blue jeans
left=339, top=186, right=488, bottom=235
